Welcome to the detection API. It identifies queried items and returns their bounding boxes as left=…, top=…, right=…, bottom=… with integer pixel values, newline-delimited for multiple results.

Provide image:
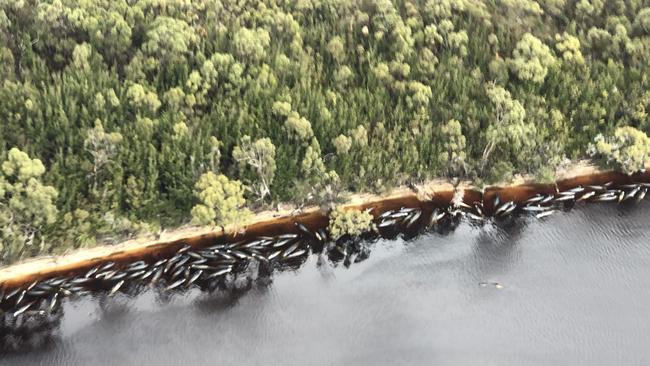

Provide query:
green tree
left=126, top=83, right=161, bottom=115
left=633, top=8, right=650, bottom=35
left=232, top=136, right=277, bottom=201
left=327, top=36, right=346, bottom=64
left=333, top=134, right=352, bottom=155
left=233, top=27, right=271, bottom=63
left=0, top=148, right=58, bottom=262
left=142, top=16, right=198, bottom=62
left=328, top=206, right=374, bottom=240
left=508, top=33, right=557, bottom=83
left=588, top=126, right=650, bottom=174
left=482, top=85, right=536, bottom=175
left=555, top=32, right=585, bottom=65
left=284, top=112, right=314, bottom=144
left=84, top=120, right=123, bottom=195
left=54, top=209, right=95, bottom=251
left=438, top=119, right=467, bottom=176
left=301, top=138, right=327, bottom=184
left=191, top=172, right=250, bottom=228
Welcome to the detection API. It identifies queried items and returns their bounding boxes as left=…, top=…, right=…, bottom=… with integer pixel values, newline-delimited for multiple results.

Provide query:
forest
left=1, top=0, right=650, bottom=264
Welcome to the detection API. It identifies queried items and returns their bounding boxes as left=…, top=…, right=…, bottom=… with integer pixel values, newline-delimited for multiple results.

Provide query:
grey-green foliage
left=633, top=8, right=650, bottom=35
left=233, top=27, right=271, bottom=63
left=126, top=83, right=161, bottom=115
left=84, top=120, right=123, bottom=195
left=191, top=172, right=251, bottom=228
left=301, top=138, right=327, bottom=184
left=2, top=0, right=650, bottom=264
left=508, top=33, right=557, bottom=83
left=333, top=134, right=352, bottom=155
left=327, top=206, right=374, bottom=240
left=0, top=148, right=58, bottom=262
left=232, top=136, right=277, bottom=201
left=482, top=84, right=536, bottom=175
left=143, top=16, right=198, bottom=62
left=327, top=36, right=346, bottom=64
left=588, top=126, right=650, bottom=174
left=284, top=112, right=314, bottom=144
left=438, top=119, right=467, bottom=176
left=555, top=32, right=585, bottom=65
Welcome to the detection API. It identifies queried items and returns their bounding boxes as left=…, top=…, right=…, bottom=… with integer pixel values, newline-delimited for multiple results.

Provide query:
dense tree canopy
left=1, top=0, right=650, bottom=264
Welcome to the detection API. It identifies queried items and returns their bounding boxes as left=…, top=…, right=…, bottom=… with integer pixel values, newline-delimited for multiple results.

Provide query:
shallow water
left=4, top=201, right=650, bottom=365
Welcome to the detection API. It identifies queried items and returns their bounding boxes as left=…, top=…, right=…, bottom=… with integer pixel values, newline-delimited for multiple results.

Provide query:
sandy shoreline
left=0, top=160, right=628, bottom=287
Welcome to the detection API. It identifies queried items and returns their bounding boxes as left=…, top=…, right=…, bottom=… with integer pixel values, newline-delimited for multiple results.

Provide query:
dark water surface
left=5, top=202, right=650, bottom=365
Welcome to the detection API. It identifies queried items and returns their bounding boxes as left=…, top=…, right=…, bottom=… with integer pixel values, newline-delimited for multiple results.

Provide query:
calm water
left=4, top=202, right=650, bottom=365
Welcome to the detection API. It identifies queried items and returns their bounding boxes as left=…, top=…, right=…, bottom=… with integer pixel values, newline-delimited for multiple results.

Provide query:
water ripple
left=5, top=203, right=650, bottom=365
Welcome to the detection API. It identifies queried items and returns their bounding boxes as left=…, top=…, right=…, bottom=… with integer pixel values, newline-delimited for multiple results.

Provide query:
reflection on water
left=4, top=201, right=650, bottom=365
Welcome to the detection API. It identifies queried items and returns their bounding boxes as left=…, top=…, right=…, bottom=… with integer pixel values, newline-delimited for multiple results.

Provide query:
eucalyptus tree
left=481, top=84, right=536, bottom=178
left=191, top=172, right=250, bottom=229
left=588, top=127, right=650, bottom=174
left=84, top=120, right=123, bottom=196
left=0, top=148, right=58, bottom=262
left=438, top=119, right=467, bottom=176
left=232, top=136, right=277, bottom=202
left=508, top=33, right=557, bottom=83
left=328, top=206, right=374, bottom=240
left=142, top=16, right=198, bottom=63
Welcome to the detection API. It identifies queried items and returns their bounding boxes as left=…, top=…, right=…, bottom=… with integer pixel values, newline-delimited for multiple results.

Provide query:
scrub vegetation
left=328, top=207, right=375, bottom=240
left=1, top=0, right=650, bottom=264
